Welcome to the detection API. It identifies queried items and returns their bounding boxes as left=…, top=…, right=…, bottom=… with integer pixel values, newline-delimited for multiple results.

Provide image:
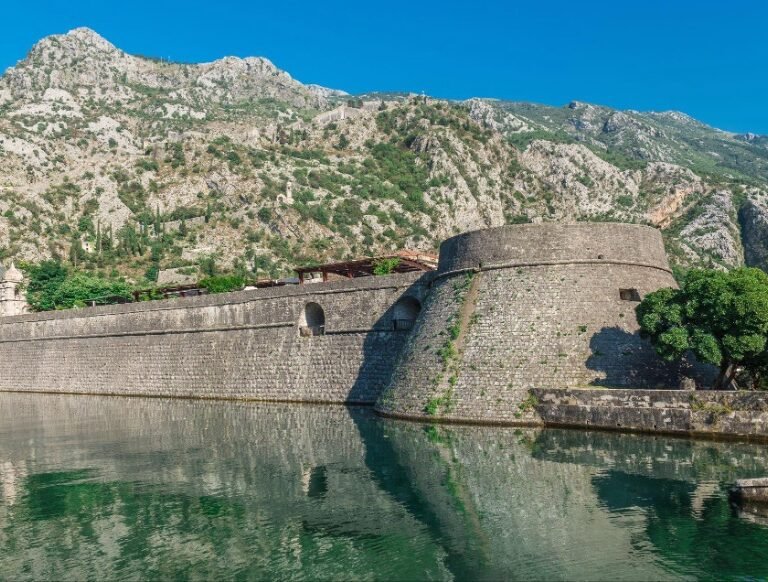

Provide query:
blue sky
left=3, top=0, right=767, bottom=133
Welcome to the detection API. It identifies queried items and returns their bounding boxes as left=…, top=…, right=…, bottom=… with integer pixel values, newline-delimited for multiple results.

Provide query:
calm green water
left=0, top=394, right=767, bottom=580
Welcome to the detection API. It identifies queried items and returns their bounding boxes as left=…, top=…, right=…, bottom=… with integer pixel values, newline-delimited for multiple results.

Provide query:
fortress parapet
left=436, top=223, right=672, bottom=273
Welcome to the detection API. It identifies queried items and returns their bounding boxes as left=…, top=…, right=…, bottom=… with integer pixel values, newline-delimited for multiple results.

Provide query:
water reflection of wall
left=375, top=420, right=768, bottom=580
left=530, top=428, right=768, bottom=577
left=1, top=394, right=767, bottom=580
left=376, top=420, right=674, bottom=581
left=0, top=394, right=448, bottom=580
left=531, top=428, right=768, bottom=483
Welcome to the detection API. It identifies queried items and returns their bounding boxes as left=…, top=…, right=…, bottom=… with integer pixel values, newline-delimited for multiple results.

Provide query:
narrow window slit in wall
left=619, top=288, right=641, bottom=302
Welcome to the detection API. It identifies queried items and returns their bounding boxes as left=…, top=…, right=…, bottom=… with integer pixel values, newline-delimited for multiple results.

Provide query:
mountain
left=1, top=28, right=767, bottom=283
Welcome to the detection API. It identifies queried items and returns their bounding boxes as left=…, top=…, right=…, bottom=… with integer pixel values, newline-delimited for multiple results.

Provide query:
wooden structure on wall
left=295, top=251, right=438, bottom=284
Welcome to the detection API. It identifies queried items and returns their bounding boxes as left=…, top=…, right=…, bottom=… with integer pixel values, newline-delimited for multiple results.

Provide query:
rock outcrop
left=0, top=28, right=767, bottom=280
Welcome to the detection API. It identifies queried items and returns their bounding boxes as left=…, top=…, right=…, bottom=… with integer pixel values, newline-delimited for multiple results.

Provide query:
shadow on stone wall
left=347, top=276, right=429, bottom=403
left=586, top=326, right=685, bottom=389
left=586, top=326, right=716, bottom=389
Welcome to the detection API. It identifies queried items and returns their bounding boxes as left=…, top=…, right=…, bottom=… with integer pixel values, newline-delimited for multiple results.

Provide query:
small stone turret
left=0, top=263, right=28, bottom=317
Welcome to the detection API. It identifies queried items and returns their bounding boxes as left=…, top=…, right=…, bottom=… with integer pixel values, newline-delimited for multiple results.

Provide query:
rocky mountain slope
left=1, top=28, right=766, bottom=283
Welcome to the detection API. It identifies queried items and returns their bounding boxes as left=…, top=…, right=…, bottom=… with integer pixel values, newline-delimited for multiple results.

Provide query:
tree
left=69, top=234, right=85, bottom=266
left=50, top=274, right=132, bottom=309
left=154, top=206, right=162, bottom=235
left=636, top=268, right=768, bottom=390
left=336, top=133, right=350, bottom=150
left=144, top=264, right=159, bottom=283
left=257, top=207, right=272, bottom=223
left=372, top=257, right=401, bottom=276
left=198, top=274, right=245, bottom=294
left=198, top=255, right=218, bottom=277
left=25, top=260, right=69, bottom=311
left=25, top=261, right=133, bottom=311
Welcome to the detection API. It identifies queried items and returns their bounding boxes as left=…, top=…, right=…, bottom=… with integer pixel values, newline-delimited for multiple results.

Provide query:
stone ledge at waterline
left=1, top=222, right=764, bottom=439
left=529, top=388, right=768, bottom=441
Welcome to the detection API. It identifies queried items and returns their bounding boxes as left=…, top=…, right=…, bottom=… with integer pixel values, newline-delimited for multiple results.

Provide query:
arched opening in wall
left=299, top=302, right=326, bottom=336
left=392, top=296, right=421, bottom=331
left=306, top=466, right=328, bottom=499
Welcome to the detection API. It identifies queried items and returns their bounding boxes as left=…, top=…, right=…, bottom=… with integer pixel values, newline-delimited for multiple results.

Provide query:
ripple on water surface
left=0, top=393, right=767, bottom=580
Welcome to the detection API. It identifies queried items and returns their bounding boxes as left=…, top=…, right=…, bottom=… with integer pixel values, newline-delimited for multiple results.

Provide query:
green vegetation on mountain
left=0, top=28, right=767, bottom=291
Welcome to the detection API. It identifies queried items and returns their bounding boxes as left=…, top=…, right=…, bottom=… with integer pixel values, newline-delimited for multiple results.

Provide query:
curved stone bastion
left=375, top=223, right=700, bottom=423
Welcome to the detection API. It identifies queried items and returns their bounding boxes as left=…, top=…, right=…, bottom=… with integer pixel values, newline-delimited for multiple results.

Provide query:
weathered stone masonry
left=531, top=388, right=768, bottom=441
left=376, top=223, right=709, bottom=423
left=2, top=222, right=760, bottom=439
left=0, top=272, right=428, bottom=403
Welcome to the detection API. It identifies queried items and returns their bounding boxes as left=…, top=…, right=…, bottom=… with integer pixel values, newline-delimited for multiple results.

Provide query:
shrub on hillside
left=198, top=274, right=245, bottom=294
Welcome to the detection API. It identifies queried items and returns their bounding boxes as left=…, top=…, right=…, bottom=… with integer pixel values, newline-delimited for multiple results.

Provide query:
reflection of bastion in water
left=375, top=417, right=768, bottom=580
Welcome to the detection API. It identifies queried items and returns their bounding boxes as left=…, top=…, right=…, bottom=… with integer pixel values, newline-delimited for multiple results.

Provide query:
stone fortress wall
left=1, top=222, right=751, bottom=438
left=0, top=272, right=428, bottom=403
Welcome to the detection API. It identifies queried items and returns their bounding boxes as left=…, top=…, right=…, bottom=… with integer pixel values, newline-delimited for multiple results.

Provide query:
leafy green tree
left=636, top=268, right=768, bottom=390
left=69, top=234, right=85, bottom=266
left=198, top=274, right=245, bottom=294
left=50, top=274, right=132, bottom=309
left=198, top=255, right=218, bottom=277
left=144, top=264, right=159, bottom=283
left=25, top=260, right=69, bottom=311
left=257, top=207, right=272, bottom=223
left=335, top=133, right=350, bottom=150
left=250, top=253, right=276, bottom=278
left=26, top=262, right=132, bottom=311
left=372, top=257, right=401, bottom=276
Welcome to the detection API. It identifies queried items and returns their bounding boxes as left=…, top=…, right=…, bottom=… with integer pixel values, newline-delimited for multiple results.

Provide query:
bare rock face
left=2, top=27, right=325, bottom=109
left=2, top=28, right=123, bottom=95
left=740, top=192, right=768, bottom=270
left=679, top=191, right=744, bottom=268
left=644, top=163, right=706, bottom=227
left=466, top=98, right=531, bottom=133
left=0, top=28, right=767, bottom=279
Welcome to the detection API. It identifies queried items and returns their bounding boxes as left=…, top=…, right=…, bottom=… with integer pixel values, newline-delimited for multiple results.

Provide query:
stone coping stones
left=732, top=478, right=768, bottom=504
